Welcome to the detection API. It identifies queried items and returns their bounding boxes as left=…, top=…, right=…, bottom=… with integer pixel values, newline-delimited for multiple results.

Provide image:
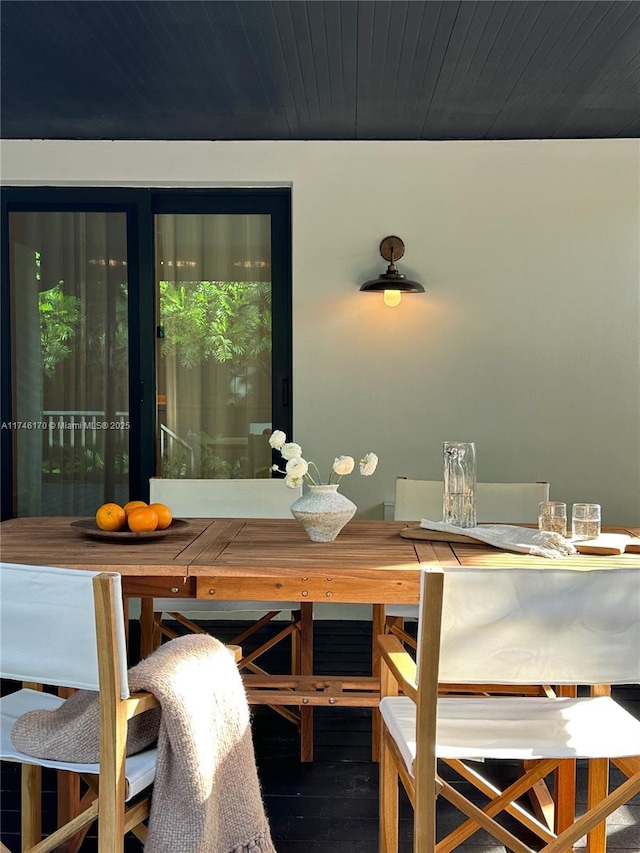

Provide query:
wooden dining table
left=2, top=516, right=639, bottom=712
left=2, top=515, right=639, bottom=834
left=0, top=516, right=425, bottom=763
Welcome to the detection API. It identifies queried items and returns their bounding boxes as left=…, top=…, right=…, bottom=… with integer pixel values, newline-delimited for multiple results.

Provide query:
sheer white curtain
left=9, top=211, right=129, bottom=515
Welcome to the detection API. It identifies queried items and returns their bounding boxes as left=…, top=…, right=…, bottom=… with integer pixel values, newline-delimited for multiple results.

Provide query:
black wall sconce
left=359, top=236, right=425, bottom=307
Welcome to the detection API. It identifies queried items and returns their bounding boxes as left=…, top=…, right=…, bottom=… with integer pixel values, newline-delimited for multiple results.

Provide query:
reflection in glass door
left=155, top=212, right=274, bottom=479
left=8, top=211, right=130, bottom=515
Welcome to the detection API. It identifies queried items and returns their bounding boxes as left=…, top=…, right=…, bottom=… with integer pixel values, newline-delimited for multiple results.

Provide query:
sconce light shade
left=359, top=236, right=425, bottom=307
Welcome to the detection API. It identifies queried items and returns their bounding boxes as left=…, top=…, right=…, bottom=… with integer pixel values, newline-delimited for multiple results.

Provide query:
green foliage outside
left=39, top=278, right=271, bottom=376
left=158, top=279, right=271, bottom=369
left=38, top=282, right=83, bottom=376
left=42, top=446, right=129, bottom=481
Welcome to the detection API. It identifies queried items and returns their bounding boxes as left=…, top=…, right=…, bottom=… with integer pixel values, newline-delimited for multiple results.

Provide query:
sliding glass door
left=1, top=189, right=291, bottom=519
left=154, top=198, right=283, bottom=480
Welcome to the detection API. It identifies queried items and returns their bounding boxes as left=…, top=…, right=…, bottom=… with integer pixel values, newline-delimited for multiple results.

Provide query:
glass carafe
left=443, top=441, right=477, bottom=528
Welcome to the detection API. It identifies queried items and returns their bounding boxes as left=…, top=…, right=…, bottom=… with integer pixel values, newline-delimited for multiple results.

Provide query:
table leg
left=371, top=604, right=385, bottom=762
left=299, top=602, right=314, bottom=762
left=139, top=597, right=156, bottom=659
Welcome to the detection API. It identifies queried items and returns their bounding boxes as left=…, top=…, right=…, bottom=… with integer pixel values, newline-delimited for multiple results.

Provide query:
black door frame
left=1, top=187, right=292, bottom=519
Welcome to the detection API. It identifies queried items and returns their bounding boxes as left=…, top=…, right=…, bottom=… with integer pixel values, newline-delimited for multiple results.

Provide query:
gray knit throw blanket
left=12, top=634, right=276, bottom=853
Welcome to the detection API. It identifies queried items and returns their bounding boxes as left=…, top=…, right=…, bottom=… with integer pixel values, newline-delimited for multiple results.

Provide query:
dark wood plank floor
left=2, top=619, right=639, bottom=852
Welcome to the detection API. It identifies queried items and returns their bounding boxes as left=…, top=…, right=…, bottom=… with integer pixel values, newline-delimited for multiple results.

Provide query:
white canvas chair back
left=1, top=562, right=158, bottom=849
left=0, top=561, right=129, bottom=697
left=379, top=566, right=640, bottom=853
left=394, top=478, right=549, bottom=523
left=149, top=476, right=301, bottom=517
left=388, top=480, right=550, bottom=620
left=420, top=566, right=640, bottom=686
left=150, top=477, right=301, bottom=613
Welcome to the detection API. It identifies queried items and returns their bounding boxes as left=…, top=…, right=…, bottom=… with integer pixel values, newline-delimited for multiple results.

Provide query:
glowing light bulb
left=383, top=290, right=402, bottom=308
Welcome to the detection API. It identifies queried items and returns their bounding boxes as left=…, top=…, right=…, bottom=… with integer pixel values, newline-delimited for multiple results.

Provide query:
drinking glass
left=443, top=441, right=477, bottom=528
left=572, top=503, right=601, bottom=540
left=538, top=501, right=567, bottom=537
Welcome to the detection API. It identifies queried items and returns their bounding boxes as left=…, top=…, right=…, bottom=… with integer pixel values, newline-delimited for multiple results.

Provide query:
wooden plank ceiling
left=1, top=0, right=639, bottom=141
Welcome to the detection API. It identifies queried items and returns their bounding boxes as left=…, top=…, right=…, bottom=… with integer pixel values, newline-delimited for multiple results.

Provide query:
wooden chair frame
left=1, top=570, right=158, bottom=853
left=387, top=479, right=559, bottom=824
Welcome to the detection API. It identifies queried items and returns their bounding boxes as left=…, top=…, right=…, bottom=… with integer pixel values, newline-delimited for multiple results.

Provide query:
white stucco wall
left=2, top=138, right=639, bottom=525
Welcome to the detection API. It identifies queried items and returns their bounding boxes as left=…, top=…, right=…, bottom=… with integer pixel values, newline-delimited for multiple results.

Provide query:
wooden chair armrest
left=378, top=633, right=417, bottom=701
left=126, top=690, right=160, bottom=719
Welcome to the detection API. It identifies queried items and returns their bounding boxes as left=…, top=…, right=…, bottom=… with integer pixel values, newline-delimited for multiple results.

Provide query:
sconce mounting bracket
left=380, top=236, right=405, bottom=263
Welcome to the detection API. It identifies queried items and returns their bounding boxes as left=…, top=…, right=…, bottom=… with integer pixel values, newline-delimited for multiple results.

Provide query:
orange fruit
left=149, top=502, right=172, bottom=529
left=127, top=506, right=159, bottom=532
left=123, top=500, right=147, bottom=517
left=96, top=502, right=126, bottom=531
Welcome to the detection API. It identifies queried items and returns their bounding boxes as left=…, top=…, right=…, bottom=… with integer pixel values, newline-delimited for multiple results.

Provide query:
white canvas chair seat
left=0, top=561, right=159, bottom=852
left=387, top=479, right=549, bottom=624
left=381, top=695, right=640, bottom=769
left=378, top=566, right=640, bottom=853
left=1, top=689, right=157, bottom=799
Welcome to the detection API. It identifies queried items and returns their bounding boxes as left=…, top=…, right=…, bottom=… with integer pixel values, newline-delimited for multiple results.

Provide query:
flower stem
left=308, top=461, right=323, bottom=485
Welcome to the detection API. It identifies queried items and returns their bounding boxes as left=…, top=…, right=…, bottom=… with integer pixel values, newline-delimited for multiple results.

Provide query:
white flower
left=359, top=452, right=378, bottom=476
left=281, top=442, right=303, bottom=461
left=269, top=428, right=378, bottom=487
left=284, top=474, right=304, bottom=489
left=286, top=457, right=309, bottom=478
left=333, top=455, right=355, bottom=476
left=269, top=429, right=287, bottom=450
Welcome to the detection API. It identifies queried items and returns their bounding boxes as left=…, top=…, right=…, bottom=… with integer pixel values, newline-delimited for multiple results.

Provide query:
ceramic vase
left=290, top=484, right=357, bottom=542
